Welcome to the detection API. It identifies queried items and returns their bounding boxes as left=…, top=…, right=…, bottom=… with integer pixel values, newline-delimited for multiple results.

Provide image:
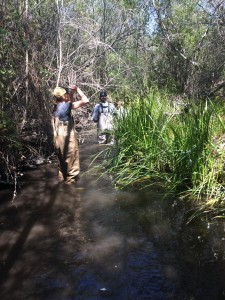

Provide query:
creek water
left=0, top=131, right=225, bottom=300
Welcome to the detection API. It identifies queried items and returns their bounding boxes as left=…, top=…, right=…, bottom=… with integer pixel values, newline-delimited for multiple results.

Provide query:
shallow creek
left=0, top=134, right=225, bottom=300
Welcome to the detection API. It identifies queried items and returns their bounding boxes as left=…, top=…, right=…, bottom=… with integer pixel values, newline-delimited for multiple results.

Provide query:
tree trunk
left=55, top=0, right=63, bottom=86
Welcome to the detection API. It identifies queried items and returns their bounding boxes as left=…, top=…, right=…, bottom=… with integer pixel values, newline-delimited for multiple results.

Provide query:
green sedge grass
left=95, top=90, right=224, bottom=214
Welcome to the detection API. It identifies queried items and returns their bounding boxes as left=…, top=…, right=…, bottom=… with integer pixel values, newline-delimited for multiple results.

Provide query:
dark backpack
left=100, top=103, right=109, bottom=113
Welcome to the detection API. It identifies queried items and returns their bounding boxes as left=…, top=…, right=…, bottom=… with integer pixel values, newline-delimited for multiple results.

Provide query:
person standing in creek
left=52, top=85, right=89, bottom=184
left=91, top=90, right=116, bottom=144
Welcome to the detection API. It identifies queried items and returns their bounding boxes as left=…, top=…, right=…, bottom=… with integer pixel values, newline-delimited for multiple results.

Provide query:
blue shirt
left=54, top=102, right=72, bottom=121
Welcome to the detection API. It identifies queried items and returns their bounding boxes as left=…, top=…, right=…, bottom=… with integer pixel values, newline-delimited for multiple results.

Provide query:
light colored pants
left=97, top=113, right=114, bottom=144
left=52, top=117, right=79, bottom=183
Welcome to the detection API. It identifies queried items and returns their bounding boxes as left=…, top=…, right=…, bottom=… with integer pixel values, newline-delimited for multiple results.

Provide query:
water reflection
left=0, top=146, right=225, bottom=299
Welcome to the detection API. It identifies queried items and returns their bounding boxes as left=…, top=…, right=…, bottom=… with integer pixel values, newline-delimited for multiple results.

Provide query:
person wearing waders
left=91, top=90, right=116, bottom=144
left=52, top=85, right=89, bottom=184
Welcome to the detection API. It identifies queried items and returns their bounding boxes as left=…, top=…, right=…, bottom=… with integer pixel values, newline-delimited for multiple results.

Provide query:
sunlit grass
left=107, top=90, right=225, bottom=213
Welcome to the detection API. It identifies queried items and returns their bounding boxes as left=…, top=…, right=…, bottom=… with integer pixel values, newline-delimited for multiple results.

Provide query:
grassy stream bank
left=103, top=91, right=225, bottom=217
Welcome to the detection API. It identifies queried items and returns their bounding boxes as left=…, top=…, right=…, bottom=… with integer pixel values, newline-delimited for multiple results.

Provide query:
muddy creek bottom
left=0, top=141, right=225, bottom=300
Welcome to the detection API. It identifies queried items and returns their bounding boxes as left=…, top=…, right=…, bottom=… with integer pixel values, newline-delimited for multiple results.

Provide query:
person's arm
left=92, top=104, right=100, bottom=122
left=72, top=87, right=89, bottom=109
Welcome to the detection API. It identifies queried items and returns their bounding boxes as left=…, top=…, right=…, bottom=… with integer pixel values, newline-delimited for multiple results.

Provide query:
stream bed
left=0, top=134, right=225, bottom=300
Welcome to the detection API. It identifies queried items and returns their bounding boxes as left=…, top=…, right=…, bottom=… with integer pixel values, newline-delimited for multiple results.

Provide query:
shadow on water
left=0, top=137, right=225, bottom=300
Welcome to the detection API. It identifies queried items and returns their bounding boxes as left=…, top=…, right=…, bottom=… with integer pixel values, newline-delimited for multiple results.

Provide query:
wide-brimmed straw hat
left=52, top=87, right=66, bottom=98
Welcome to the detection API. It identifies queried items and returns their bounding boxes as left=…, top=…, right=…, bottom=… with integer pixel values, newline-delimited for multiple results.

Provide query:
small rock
left=99, top=287, right=112, bottom=296
left=35, top=158, right=45, bottom=165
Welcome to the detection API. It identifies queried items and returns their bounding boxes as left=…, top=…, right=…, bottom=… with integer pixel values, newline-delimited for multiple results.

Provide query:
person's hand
left=70, top=84, right=77, bottom=91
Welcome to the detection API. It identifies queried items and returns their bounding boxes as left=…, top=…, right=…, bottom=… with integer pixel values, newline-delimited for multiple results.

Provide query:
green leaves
left=110, top=91, right=225, bottom=206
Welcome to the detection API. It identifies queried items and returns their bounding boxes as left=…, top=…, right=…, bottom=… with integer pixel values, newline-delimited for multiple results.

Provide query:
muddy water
left=0, top=132, right=225, bottom=300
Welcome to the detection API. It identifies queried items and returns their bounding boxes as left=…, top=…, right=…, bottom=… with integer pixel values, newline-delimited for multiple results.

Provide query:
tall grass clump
left=111, top=90, right=174, bottom=187
left=168, top=102, right=219, bottom=193
left=110, top=90, right=225, bottom=206
left=169, top=102, right=213, bottom=186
